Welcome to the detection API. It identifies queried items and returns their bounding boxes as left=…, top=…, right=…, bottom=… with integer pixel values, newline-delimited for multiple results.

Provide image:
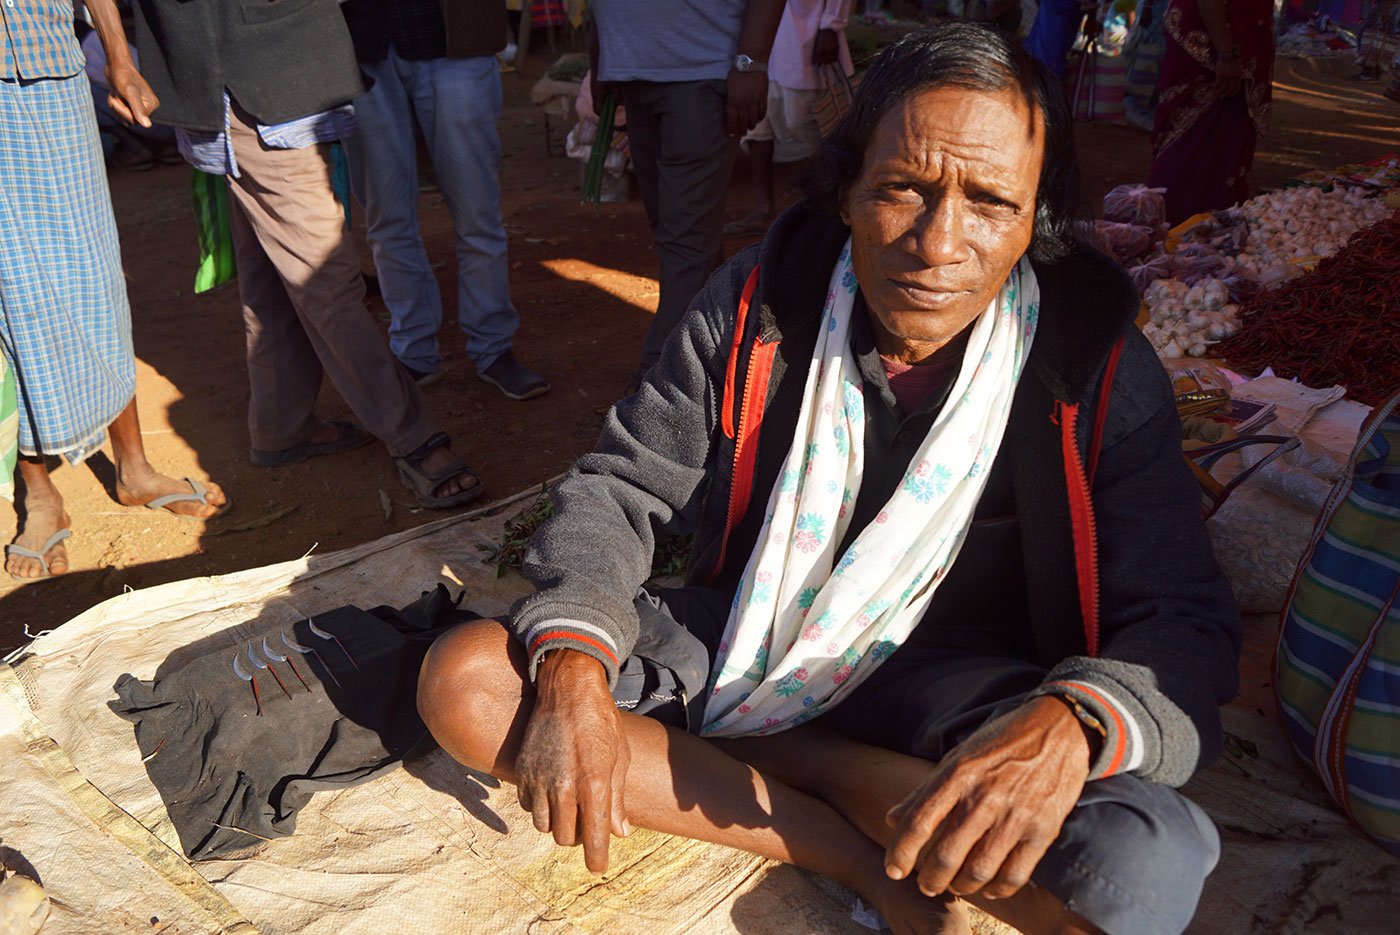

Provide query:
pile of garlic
left=1141, top=277, right=1241, bottom=359
left=1234, top=186, right=1390, bottom=281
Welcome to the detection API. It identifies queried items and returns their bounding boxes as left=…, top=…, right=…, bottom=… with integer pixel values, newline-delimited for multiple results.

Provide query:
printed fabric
left=0, top=1, right=85, bottom=79
left=701, top=240, right=1039, bottom=736
left=0, top=72, right=135, bottom=463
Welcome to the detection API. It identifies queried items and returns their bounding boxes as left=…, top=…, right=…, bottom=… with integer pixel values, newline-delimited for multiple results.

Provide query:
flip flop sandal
left=250, top=420, right=373, bottom=468
left=5, top=528, right=72, bottom=582
left=143, top=477, right=233, bottom=520
left=393, top=432, right=485, bottom=510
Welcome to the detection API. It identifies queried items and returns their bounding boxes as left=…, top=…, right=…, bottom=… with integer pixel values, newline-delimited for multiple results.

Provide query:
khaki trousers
left=224, top=107, right=435, bottom=457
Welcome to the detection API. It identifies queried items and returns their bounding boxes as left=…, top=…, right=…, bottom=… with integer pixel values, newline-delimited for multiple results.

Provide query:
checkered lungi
left=0, top=72, right=135, bottom=463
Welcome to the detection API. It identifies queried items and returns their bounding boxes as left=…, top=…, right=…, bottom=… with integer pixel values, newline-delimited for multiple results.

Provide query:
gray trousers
left=619, top=80, right=737, bottom=369
left=224, top=107, right=436, bottom=457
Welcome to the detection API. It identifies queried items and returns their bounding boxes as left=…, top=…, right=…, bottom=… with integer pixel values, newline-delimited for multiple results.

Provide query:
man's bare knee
left=418, top=619, right=530, bottom=773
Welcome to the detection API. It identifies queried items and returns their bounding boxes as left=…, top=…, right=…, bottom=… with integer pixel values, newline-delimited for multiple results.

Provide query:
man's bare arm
left=727, top=0, right=786, bottom=137
left=84, top=0, right=159, bottom=126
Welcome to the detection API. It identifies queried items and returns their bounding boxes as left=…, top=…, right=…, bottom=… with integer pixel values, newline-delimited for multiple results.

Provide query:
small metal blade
left=261, top=637, right=288, bottom=663
left=232, top=653, right=253, bottom=681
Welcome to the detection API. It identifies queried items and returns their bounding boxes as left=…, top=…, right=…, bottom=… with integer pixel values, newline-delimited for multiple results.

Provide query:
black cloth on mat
left=109, top=585, right=475, bottom=860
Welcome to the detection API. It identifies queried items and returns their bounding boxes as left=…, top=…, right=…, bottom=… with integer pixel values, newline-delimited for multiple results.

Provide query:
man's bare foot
left=116, top=464, right=228, bottom=519
left=6, top=494, right=71, bottom=579
left=864, top=871, right=973, bottom=935
left=724, top=207, right=776, bottom=238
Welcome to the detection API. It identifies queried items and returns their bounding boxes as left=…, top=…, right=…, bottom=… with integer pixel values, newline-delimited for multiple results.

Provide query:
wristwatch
left=734, top=54, right=767, bottom=73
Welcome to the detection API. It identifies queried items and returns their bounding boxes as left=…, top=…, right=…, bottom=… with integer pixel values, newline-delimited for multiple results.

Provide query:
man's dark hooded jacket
left=514, top=202, right=1242, bottom=787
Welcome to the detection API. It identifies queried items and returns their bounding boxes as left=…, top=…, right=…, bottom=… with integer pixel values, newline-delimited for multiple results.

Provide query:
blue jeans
left=344, top=51, right=518, bottom=373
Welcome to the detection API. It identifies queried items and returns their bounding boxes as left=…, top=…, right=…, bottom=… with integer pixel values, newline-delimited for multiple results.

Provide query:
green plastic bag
left=191, top=169, right=236, bottom=293
left=0, top=351, right=17, bottom=502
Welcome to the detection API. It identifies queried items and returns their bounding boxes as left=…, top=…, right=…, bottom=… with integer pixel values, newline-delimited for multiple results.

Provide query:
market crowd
left=2, top=1, right=1262, bottom=933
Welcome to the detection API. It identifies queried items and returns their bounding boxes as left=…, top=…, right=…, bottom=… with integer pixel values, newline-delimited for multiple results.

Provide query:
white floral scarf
left=700, top=240, right=1039, bottom=737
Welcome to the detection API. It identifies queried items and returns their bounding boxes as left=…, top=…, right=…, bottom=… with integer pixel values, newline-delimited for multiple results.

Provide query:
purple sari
left=1146, top=0, right=1275, bottom=225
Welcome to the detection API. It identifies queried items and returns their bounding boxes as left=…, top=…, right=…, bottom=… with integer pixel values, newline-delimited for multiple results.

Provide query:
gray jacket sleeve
left=510, top=264, right=743, bottom=686
left=1030, top=329, right=1243, bottom=786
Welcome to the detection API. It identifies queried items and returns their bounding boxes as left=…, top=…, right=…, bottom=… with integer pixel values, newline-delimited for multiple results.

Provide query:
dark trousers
left=619, top=80, right=737, bottom=370
left=616, top=586, right=1221, bottom=935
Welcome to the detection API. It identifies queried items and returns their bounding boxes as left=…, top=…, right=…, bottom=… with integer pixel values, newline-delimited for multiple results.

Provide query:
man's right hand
left=515, top=649, right=631, bottom=873
left=811, top=28, right=840, bottom=67
left=590, top=73, right=620, bottom=122
left=1210, top=56, right=1244, bottom=99
left=588, top=24, right=619, bottom=123
left=106, top=58, right=159, bottom=128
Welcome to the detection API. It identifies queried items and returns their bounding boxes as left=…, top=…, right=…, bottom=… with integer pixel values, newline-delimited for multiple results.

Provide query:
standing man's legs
left=412, top=55, right=518, bottom=373
left=222, top=105, right=477, bottom=503
left=344, top=50, right=447, bottom=380
left=225, top=181, right=328, bottom=454
left=623, top=80, right=736, bottom=371
left=225, top=105, right=432, bottom=456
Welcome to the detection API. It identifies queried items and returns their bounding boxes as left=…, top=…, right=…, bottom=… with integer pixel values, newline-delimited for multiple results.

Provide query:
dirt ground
left=1, top=51, right=1396, bottom=652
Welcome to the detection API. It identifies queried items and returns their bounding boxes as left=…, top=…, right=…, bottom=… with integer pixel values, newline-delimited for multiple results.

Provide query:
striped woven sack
left=814, top=66, right=860, bottom=139
left=1275, top=390, right=1400, bottom=855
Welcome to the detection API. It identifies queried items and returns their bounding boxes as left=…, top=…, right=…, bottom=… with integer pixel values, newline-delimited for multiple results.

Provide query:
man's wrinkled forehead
left=863, top=85, right=1046, bottom=183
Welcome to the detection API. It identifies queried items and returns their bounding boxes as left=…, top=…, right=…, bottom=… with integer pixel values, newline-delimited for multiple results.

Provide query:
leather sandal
left=393, top=432, right=484, bottom=510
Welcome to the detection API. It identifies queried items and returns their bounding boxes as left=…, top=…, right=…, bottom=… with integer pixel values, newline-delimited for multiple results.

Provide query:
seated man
left=419, top=23, right=1239, bottom=935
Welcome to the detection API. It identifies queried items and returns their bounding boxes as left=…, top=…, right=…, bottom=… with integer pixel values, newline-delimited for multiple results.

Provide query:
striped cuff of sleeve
left=524, top=618, right=622, bottom=688
left=1034, top=679, right=1146, bottom=780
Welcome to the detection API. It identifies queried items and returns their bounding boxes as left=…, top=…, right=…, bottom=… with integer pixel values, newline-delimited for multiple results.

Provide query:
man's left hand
left=811, top=29, right=840, bottom=67
left=106, top=59, right=159, bottom=128
left=883, top=696, right=1092, bottom=900
left=726, top=68, right=769, bottom=138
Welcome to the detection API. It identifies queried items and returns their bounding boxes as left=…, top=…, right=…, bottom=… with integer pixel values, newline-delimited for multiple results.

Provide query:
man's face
left=841, top=85, right=1046, bottom=363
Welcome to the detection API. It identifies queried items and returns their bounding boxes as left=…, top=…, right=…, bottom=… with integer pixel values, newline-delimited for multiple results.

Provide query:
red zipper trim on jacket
left=1056, top=400, right=1101, bottom=657
left=721, top=266, right=762, bottom=440
left=709, top=338, right=778, bottom=584
left=708, top=265, right=773, bottom=584
left=1087, top=337, right=1124, bottom=487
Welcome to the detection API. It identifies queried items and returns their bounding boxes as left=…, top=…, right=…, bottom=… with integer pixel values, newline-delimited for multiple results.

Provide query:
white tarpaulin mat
left=3, top=415, right=1399, bottom=933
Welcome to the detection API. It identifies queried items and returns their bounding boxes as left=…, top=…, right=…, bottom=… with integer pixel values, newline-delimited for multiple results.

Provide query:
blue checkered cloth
left=177, top=93, right=357, bottom=177
left=0, top=71, right=136, bottom=463
left=1, top=1, right=86, bottom=79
